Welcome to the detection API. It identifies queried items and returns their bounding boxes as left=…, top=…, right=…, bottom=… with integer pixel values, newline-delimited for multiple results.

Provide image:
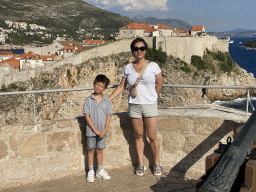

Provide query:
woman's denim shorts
left=128, top=102, right=158, bottom=118
left=87, top=136, right=107, bottom=150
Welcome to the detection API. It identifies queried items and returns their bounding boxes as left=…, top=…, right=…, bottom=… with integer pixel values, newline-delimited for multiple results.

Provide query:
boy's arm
left=84, top=114, right=102, bottom=135
left=100, top=115, right=111, bottom=138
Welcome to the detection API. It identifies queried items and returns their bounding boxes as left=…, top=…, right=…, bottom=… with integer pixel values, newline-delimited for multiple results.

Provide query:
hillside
left=0, top=0, right=132, bottom=40
left=132, top=16, right=192, bottom=31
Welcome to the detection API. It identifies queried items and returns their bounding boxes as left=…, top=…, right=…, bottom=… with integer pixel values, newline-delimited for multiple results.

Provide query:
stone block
left=162, top=132, right=186, bottom=153
left=56, top=120, right=73, bottom=129
left=0, top=140, right=8, bottom=160
left=19, top=133, right=44, bottom=157
left=39, top=122, right=56, bottom=132
left=47, top=132, right=76, bottom=152
left=23, top=124, right=36, bottom=132
left=0, top=166, right=4, bottom=185
left=161, top=151, right=187, bottom=165
left=69, top=151, right=81, bottom=170
left=6, top=159, right=31, bottom=180
left=30, top=153, right=70, bottom=176
left=184, top=135, right=207, bottom=154
left=158, top=116, right=194, bottom=134
left=1, top=125, right=23, bottom=133
left=10, top=135, right=18, bottom=158
left=104, top=145, right=130, bottom=167
left=194, top=118, right=225, bottom=137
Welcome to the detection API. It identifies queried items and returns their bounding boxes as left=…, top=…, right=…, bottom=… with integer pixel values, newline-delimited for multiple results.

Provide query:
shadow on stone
left=116, top=112, right=155, bottom=171
left=153, top=119, right=244, bottom=191
left=77, top=116, right=98, bottom=173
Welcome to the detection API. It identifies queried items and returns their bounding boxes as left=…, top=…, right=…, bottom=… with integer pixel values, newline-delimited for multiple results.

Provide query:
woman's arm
left=108, top=77, right=127, bottom=101
left=155, top=72, right=163, bottom=95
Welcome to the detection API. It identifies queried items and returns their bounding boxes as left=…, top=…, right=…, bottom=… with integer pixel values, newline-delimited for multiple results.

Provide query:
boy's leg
left=96, top=149, right=103, bottom=166
left=87, top=136, right=96, bottom=182
left=88, top=149, right=95, bottom=167
left=95, top=136, right=111, bottom=180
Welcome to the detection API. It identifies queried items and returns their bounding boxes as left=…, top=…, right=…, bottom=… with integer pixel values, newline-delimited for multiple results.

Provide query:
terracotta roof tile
left=145, top=28, right=158, bottom=33
left=156, top=24, right=171, bottom=29
left=192, top=26, right=204, bottom=31
left=41, top=54, right=57, bottom=61
left=1, top=57, right=20, bottom=68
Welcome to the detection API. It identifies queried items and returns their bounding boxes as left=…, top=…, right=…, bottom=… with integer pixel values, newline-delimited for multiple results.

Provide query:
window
left=48, top=52, right=50, bottom=54
left=55, top=45, right=58, bottom=48
left=123, top=31, right=125, bottom=34
left=130, top=31, right=132, bottom=34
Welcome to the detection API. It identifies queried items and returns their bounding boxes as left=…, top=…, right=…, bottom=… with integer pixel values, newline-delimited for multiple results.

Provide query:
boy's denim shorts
left=128, top=102, right=158, bottom=118
left=87, top=136, right=107, bottom=150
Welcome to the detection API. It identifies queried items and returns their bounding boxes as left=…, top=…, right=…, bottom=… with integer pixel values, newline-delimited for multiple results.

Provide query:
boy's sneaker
left=87, top=170, right=95, bottom=183
left=96, top=169, right=111, bottom=180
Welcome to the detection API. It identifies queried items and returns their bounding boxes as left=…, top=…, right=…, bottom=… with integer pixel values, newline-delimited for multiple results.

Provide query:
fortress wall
left=2, top=69, right=35, bottom=86
left=156, top=36, right=230, bottom=64
left=0, top=112, right=243, bottom=188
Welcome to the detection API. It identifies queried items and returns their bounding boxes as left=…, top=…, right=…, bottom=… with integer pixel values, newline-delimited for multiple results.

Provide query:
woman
left=108, top=38, right=163, bottom=176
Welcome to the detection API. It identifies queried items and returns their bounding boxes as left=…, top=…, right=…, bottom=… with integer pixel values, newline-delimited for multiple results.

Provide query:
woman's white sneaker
left=87, top=170, right=95, bottom=182
left=96, top=169, right=111, bottom=180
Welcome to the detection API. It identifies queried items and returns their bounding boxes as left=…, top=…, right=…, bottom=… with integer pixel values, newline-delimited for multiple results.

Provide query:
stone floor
left=0, top=166, right=196, bottom=192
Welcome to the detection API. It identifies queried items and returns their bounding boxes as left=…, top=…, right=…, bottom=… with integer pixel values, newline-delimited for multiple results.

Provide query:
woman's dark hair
left=130, top=38, right=148, bottom=52
left=94, top=74, right=110, bottom=88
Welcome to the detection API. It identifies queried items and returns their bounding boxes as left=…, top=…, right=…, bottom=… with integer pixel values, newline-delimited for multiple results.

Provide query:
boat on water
left=229, top=40, right=234, bottom=43
left=239, top=42, right=242, bottom=44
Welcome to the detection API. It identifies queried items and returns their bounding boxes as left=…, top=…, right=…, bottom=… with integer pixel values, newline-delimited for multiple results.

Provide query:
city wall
left=0, top=111, right=243, bottom=189
left=1, top=36, right=229, bottom=86
left=155, top=36, right=230, bottom=64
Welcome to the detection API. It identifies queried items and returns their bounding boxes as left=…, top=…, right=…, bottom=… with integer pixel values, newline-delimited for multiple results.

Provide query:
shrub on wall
left=191, top=55, right=208, bottom=71
left=180, top=66, right=192, bottom=73
left=145, top=47, right=167, bottom=67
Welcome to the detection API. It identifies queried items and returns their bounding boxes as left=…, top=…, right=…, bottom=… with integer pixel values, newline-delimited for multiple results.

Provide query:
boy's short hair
left=130, top=38, right=148, bottom=53
left=94, top=74, right=110, bottom=88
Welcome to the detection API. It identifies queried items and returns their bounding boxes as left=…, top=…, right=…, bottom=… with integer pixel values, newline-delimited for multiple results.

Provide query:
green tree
left=145, top=47, right=167, bottom=66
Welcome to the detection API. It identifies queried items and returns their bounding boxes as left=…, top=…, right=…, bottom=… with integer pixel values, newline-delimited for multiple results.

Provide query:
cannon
left=197, top=110, right=256, bottom=192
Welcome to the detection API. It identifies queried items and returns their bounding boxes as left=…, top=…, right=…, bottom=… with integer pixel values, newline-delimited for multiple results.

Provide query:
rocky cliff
left=0, top=50, right=256, bottom=126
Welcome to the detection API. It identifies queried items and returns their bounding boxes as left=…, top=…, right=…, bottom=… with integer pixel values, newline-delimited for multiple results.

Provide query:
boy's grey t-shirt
left=83, top=94, right=112, bottom=136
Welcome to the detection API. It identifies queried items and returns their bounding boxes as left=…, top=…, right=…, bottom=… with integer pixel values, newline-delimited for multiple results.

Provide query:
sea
left=212, top=37, right=256, bottom=112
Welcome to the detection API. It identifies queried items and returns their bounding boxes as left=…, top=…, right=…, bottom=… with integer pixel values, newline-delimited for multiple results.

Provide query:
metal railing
left=0, top=84, right=255, bottom=123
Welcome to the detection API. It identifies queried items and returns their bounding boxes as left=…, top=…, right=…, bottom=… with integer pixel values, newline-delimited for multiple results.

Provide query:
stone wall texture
left=0, top=111, right=245, bottom=189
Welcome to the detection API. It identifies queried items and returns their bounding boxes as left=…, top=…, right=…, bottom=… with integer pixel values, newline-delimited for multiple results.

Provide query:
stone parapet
left=0, top=106, right=246, bottom=188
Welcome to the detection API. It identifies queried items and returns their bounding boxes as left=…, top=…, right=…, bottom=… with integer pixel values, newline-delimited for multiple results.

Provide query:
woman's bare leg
left=144, top=116, right=160, bottom=165
left=131, top=117, right=145, bottom=165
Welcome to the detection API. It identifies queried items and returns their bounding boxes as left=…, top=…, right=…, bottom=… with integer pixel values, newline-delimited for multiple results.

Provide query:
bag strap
left=133, top=61, right=150, bottom=87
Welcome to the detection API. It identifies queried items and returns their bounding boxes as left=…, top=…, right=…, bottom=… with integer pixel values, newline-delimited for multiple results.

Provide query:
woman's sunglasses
left=133, top=46, right=146, bottom=52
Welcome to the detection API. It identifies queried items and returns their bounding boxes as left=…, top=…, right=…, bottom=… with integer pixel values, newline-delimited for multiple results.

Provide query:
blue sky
left=83, top=0, right=256, bottom=32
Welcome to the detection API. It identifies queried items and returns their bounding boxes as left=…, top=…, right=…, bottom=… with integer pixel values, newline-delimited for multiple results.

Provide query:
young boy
left=83, top=74, right=112, bottom=183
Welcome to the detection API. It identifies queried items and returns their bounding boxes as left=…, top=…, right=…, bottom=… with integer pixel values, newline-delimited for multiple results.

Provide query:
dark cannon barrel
left=198, top=110, right=256, bottom=192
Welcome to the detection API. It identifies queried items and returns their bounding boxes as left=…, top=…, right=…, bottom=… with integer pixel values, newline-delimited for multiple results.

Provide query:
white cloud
left=85, top=0, right=169, bottom=12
